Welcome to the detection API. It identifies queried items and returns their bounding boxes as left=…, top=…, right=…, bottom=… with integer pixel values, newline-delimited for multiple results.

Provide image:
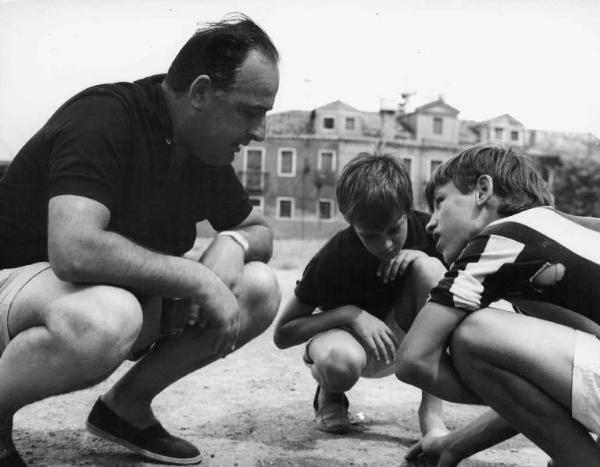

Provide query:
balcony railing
left=237, top=170, right=270, bottom=193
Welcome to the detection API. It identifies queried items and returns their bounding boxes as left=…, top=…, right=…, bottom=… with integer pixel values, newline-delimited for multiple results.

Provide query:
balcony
left=237, top=170, right=270, bottom=193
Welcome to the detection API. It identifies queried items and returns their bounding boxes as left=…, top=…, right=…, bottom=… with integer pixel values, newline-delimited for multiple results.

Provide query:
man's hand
left=200, top=234, right=246, bottom=294
left=405, top=429, right=457, bottom=467
left=349, top=311, right=399, bottom=364
left=193, top=276, right=241, bottom=358
left=377, top=249, right=427, bottom=283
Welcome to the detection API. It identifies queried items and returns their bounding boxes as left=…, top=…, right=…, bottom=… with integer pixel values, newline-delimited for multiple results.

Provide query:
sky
left=0, top=0, right=599, bottom=159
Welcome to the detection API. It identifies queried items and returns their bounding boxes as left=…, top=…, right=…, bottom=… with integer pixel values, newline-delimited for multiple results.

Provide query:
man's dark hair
left=425, top=142, right=554, bottom=215
left=336, top=152, right=413, bottom=230
left=165, top=13, right=279, bottom=94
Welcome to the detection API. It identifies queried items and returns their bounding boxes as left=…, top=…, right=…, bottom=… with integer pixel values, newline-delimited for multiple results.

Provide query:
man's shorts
left=0, top=262, right=51, bottom=352
left=571, top=330, right=600, bottom=436
left=303, top=310, right=406, bottom=379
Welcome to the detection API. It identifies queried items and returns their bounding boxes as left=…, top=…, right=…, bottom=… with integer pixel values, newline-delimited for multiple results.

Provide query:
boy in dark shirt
left=274, top=152, right=448, bottom=437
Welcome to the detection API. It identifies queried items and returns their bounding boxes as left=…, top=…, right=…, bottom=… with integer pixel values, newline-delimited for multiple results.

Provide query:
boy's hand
left=378, top=249, right=427, bottom=283
left=349, top=310, right=399, bottom=364
left=405, top=429, right=457, bottom=467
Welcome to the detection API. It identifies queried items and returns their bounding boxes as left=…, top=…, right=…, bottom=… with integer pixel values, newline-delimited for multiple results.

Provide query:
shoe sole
left=315, top=422, right=350, bottom=434
left=314, top=411, right=350, bottom=434
left=86, top=421, right=203, bottom=465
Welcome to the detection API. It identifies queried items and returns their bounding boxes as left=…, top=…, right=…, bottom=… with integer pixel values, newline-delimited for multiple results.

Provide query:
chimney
left=380, top=98, right=397, bottom=141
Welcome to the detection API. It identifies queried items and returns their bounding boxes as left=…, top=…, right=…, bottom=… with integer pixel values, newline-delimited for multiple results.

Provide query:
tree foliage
left=553, top=158, right=600, bottom=216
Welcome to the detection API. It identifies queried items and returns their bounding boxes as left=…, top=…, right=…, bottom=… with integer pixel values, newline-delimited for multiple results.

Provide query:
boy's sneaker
left=313, top=386, right=350, bottom=434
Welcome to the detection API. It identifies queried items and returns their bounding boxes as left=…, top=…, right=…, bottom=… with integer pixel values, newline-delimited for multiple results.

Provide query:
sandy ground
left=13, top=268, right=550, bottom=467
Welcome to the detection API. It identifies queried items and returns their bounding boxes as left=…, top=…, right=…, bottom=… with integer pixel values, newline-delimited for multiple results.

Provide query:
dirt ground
left=13, top=268, right=549, bottom=467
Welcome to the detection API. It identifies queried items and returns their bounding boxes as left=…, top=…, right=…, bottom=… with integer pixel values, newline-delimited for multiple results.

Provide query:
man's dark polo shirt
left=0, top=75, right=252, bottom=268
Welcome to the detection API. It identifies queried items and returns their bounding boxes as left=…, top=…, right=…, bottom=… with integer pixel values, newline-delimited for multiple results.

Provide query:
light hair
left=425, top=142, right=553, bottom=215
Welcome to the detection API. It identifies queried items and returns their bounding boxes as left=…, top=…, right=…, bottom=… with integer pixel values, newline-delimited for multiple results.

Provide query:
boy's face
left=426, top=181, right=484, bottom=264
left=353, top=214, right=408, bottom=261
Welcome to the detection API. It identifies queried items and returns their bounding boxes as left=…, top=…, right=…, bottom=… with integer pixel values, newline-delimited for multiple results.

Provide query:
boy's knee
left=314, top=346, right=363, bottom=391
left=407, top=256, right=446, bottom=286
left=49, top=286, right=143, bottom=369
left=451, top=309, right=498, bottom=372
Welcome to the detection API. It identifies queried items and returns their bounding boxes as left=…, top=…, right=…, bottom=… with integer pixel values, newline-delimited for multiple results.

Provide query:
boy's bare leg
left=0, top=268, right=144, bottom=454
left=307, top=329, right=367, bottom=393
left=395, top=256, right=448, bottom=436
left=100, top=262, right=280, bottom=427
left=452, top=309, right=600, bottom=466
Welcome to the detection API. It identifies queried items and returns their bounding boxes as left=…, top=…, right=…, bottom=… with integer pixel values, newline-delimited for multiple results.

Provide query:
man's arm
left=397, top=301, right=481, bottom=404
left=48, top=195, right=230, bottom=299
left=200, top=207, right=272, bottom=292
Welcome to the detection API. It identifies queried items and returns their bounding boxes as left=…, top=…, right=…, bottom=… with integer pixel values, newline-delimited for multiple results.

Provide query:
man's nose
left=249, top=116, right=266, bottom=142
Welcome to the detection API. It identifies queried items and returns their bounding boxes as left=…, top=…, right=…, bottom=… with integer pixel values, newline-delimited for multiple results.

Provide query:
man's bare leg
left=0, top=268, right=144, bottom=457
left=452, top=309, right=600, bottom=466
left=100, top=262, right=281, bottom=427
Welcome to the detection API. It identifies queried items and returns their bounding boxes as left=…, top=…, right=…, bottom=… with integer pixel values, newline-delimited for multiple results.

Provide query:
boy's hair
left=165, top=13, right=279, bottom=95
left=336, top=152, right=413, bottom=229
left=425, top=142, right=554, bottom=215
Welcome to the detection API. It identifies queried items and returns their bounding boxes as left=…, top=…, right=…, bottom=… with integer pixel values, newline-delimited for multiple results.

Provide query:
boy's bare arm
left=273, top=297, right=367, bottom=349
left=397, top=302, right=481, bottom=404
left=406, top=410, right=517, bottom=466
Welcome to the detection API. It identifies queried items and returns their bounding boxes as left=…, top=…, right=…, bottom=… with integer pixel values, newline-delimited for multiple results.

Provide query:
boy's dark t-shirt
left=294, top=210, right=440, bottom=321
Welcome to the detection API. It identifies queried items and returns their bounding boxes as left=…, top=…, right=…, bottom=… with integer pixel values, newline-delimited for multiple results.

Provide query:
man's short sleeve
left=204, top=165, right=253, bottom=231
left=47, top=95, right=133, bottom=209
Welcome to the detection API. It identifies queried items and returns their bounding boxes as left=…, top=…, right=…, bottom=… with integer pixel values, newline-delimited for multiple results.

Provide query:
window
left=433, top=117, right=443, bottom=135
left=345, top=117, right=355, bottom=130
left=318, top=199, right=334, bottom=220
left=494, top=127, right=504, bottom=139
left=249, top=196, right=264, bottom=212
left=243, top=147, right=265, bottom=189
left=277, top=148, right=296, bottom=177
left=323, top=117, right=335, bottom=129
left=511, top=130, right=519, bottom=142
left=318, top=150, right=337, bottom=172
left=429, top=159, right=444, bottom=179
left=529, top=131, right=537, bottom=146
left=277, top=197, right=294, bottom=219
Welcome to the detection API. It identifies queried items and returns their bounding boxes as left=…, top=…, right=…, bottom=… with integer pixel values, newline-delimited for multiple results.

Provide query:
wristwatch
left=218, top=230, right=249, bottom=253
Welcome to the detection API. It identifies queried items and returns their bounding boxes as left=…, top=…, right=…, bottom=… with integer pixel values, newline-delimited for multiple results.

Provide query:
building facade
left=230, top=98, right=600, bottom=235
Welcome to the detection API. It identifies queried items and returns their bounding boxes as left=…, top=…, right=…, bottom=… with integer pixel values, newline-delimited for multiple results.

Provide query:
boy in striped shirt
left=397, top=142, right=600, bottom=466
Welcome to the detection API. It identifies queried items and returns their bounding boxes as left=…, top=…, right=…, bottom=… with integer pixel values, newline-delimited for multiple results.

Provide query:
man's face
left=426, top=181, right=482, bottom=264
left=353, top=214, right=408, bottom=261
left=181, top=49, right=279, bottom=165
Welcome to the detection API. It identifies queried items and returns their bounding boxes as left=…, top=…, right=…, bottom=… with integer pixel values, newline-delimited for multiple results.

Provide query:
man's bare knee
left=47, top=286, right=143, bottom=370
left=242, top=262, right=281, bottom=330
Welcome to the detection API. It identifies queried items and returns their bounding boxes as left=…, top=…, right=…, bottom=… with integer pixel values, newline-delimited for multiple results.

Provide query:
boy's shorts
left=303, top=310, right=406, bottom=379
left=0, top=262, right=51, bottom=353
left=571, top=330, right=600, bottom=435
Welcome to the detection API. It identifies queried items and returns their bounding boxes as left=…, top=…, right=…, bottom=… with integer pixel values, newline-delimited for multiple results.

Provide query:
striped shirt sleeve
left=429, top=233, right=526, bottom=311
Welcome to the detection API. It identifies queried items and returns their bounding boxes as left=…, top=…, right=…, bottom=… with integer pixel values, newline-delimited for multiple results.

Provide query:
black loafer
left=0, top=450, right=26, bottom=467
left=86, top=398, right=202, bottom=465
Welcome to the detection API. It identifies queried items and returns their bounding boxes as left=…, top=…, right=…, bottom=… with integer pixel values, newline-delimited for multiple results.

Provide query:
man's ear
left=475, top=175, right=494, bottom=206
left=188, top=75, right=212, bottom=110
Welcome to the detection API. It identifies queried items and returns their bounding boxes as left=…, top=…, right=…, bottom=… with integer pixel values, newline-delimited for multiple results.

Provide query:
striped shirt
left=429, top=207, right=600, bottom=323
